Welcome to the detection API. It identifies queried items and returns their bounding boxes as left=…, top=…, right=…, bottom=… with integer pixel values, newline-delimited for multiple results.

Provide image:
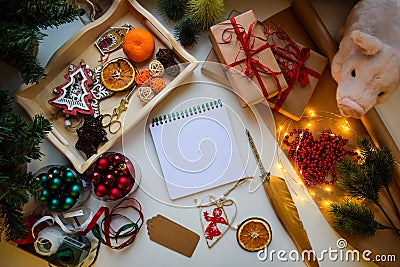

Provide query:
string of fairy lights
left=273, top=109, right=360, bottom=207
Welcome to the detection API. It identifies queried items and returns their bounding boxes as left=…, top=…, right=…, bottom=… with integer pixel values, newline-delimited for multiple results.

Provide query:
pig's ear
left=351, top=30, right=383, bottom=55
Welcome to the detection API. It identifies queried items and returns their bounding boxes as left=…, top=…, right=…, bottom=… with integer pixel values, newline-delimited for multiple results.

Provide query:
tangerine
left=123, top=28, right=155, bottom=62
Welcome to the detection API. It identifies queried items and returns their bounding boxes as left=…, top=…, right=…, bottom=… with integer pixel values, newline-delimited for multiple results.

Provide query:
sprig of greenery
left=331, top=137, right=399, bottom=237
left=0, top=88, right=51, bottom=241
left=0, top=0, right=79, bottom=84
left=336, top=158, right=379, bottom=203
left=329, top=199, right=379, bottom=238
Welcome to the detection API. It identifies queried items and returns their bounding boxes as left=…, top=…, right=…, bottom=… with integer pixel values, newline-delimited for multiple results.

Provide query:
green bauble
left=187, top=0, right=225, bottom=30
left=63, top=169, right=76, bottom=183
left=61, top=196, right=77, bottom=211
left=47, top=166, right=61, bottom=178
left=48, top=197, right=61, bottom=212
left=36, top=173, right=48, bottom=185
left=39, top=189, right=50, bottom=202
left=158, top=0, right=187, bottom=21
left=68, top=183, right=81, bottom=198
left=49, top=176, right=63, bottom=190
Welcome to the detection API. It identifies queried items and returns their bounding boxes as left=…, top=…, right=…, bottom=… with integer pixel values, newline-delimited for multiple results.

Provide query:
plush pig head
left=335, top=30, right=400, bottom=119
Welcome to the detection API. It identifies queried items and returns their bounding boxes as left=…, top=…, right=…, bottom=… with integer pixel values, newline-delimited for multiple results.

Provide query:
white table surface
left=0, top=1, right=379, bottom=266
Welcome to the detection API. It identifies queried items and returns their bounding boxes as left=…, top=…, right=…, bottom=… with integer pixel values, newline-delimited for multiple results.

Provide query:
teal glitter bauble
left=63, top=169, right=76, bottom=183
left=49, top=176, right=63, bottom=190
left=47, top=166, right=61, bottom=178
left=39, top=189, right=50, bottom=201
left=68, top=183, right=81, bottom=198
left=61, top=196, right=77, bottom=211
left=48, top=197, right=61, bottom=212
left=36, top=173, right=48, bottom=185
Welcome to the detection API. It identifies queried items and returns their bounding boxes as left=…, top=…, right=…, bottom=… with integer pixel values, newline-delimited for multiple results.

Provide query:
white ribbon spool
left=34, top=226, right=66, bottom=256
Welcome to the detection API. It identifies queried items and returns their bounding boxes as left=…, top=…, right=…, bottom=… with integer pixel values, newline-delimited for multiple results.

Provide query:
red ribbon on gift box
left=264, top=24, right=321, bottom=111
left=222, top=18, right=284, bottom=100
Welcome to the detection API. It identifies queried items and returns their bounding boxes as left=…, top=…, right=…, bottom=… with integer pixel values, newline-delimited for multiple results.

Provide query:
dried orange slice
left=101, top=58, right=138, bottom=91
left=237, top=217, right=271, bottom=252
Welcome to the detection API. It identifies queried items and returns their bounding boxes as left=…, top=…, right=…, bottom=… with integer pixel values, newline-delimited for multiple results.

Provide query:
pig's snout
left=337, top=97, right=365, bottom=119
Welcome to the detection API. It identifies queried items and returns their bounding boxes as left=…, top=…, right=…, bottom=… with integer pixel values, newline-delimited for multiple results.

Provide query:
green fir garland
left=0, top=0, right=79, bottom=84
left=0, top=88, right=51, bottom=241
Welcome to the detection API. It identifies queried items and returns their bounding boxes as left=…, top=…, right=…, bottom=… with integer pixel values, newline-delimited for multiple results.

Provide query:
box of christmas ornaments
left=15, top=0, right=198, bottom=174
left=15, top=152, right=144, bottom=266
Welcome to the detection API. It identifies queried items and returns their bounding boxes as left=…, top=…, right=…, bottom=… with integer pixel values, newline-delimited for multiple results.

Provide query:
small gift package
left=209, top=10, right=288, bottom=105
left=206, top=8, right=328, bottom=121
left=265, top=24, right=328, bottom=120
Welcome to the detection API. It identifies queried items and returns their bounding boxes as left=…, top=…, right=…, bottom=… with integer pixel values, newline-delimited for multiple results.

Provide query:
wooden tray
left=15, top=0, right=198, bottom=174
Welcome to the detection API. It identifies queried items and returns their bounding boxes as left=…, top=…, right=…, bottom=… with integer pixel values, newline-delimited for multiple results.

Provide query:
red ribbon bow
left=224, top=17, right=283, bottom=100
left=266, top=25, right=321, bottom=111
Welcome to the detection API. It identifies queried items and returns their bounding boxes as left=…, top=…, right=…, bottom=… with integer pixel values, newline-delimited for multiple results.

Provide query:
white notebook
left=149, top=99, right=246, bottom=199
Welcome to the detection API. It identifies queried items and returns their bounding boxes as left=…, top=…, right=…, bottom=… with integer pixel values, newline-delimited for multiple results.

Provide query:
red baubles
left=116, top=176, right=132, bottom=190
left=89, top=152, right=138, bottom=201
left=96, top=157, right=109, bottom=171
left=94, top=184, right=108, bottom=197
left=109, top=187, right=123, bottom=200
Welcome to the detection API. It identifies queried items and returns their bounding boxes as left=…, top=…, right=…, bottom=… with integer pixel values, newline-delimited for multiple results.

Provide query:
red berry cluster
left=89, top=152, right=135, bottom=201
left=283, top=129, right=356, bottom=187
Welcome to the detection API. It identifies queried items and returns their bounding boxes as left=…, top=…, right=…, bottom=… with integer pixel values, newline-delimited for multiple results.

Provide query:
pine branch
left=0, top=22, right=46, bottom=84
left=358, top=138, right=395, bottom=188
left=0, top=202, right=27, bottom=241
left=356, top=138, right=400, bottom=220
left=0, top=1, right=79, bottom=84
left=0, top=0, right=79, bottom=29
left=0, top=113, right=51, bottom=166
left=0, top=89, right=13, bottom=114
left=334, top=137, right=400, bottom=237
left=0, top=169, right=32, bottom=241
left=329, top=199, right=378, bottom=238
left=336, top=158, right=380, bottom=203
left=0, top=87, right=51, bottom=240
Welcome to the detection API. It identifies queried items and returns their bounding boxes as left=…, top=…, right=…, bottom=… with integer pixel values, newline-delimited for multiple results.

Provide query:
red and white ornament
left=48, top=63, right=95, bottom=116
left=198, top=195, right=237, bottom=248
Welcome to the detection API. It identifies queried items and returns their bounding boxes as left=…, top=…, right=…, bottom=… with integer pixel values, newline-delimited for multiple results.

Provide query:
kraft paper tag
left=146, top=214, right=200, bottom=257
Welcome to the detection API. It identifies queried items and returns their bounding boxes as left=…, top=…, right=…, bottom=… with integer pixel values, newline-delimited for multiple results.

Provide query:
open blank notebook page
left=149, top=99, right=246, bottom=199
